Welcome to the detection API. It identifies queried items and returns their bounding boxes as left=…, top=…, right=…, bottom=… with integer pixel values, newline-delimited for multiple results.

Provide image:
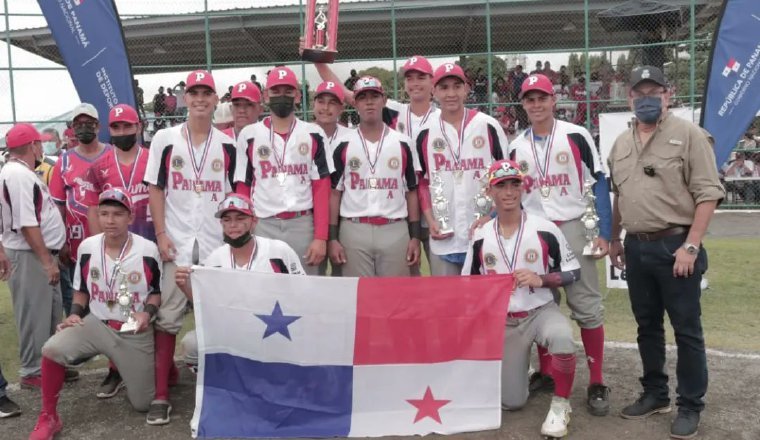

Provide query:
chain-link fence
left=2, top=0, right=755, bottom=208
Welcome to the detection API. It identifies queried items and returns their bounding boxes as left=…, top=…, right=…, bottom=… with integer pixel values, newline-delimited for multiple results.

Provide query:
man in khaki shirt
left=607, top=66, right=724, bottom=440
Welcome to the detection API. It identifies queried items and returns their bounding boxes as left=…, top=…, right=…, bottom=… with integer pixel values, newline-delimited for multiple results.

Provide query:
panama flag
left=722, top=57, right=741, bottom=77
left=189, top=267, right=513, bottom=438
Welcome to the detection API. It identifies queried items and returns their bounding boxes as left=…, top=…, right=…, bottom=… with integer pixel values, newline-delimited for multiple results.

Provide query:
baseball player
left=29, top=189, right=162, bottom=440
left=49, top=103, right=111, bottom=316
left=224, top=81, right=262, bottom=140
left=144, top=69, right=237, bottom=424
left=328, top=76, right=421, bottom=277
left=234, top=66, right=331, bottom=276
left=175, top=193, right=304, bottom=370
left=463, top=160, right=580, bottom=439
left=416, top=62, right=507, bottom=275
left=508, top=74, right=612, bottom=415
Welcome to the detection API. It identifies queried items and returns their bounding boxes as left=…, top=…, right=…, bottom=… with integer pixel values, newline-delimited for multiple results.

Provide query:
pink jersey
left=49, top=146, right=111, bottom=257
left=83, top=146, right=155, bottom=241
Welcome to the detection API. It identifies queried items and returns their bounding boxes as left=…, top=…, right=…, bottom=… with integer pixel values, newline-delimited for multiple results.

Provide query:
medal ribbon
left=358, top=125, right=388, bottom=175
left=405, top=105, right=433, bottom=139
left=114, top=147, right=143, bottom=191
left=440, top=109, right=470, bottom=171
left=184, top=123, right=213, bottom=184
left=101, top=233, right=132, bottom=302
left=229, top=237, right=258, bottom=270
left=494, top=213, right=526, bottom=273
left=268, top=117, right=298, bottom=171
left=528, top=120, right=557, bottom=182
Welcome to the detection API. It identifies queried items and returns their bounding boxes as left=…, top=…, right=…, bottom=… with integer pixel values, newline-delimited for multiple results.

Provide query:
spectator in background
left=342, top=69, right=360, bottom=126
left=571, top=74, right=588, bottom=125
left=221, top=86, right=233, bottom=103
left=250, top=74, right=263, bottom=92
left=344, top=69, right=359, bottom=92
left=473, top=69, right=488, bottom=104
left=63, top=127, right=77, bottom=150
left=494, top=77, right=509, bottom=101
left=738, top=132, right=757, bottom=150
left=722, top=152, right=756, bottom=203
left=496, top=106, right=518, bottom=142
left=213, top=102, right=234, bottom=131
left=510, top=65, right=527, bottom=101
left=530, top=60, right=543, bottom=75
left=41, top=128, right=62, bottom=158
left=173, top=81, right=187, bottom=118
left=152, top=86, right=167, bottom=131
left=542, top=61, right=558, bottom=84
left=559, top=65, right=571, bottom=89
left=164, top=88, right=177, bottom=125
left=134, top=80, right=145, bottom=117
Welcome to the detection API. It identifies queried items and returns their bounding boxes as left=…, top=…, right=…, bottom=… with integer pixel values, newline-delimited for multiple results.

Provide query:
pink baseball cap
left=98, top=188, right=133, bottom=213
left=314, top=80, right=345, bottom=104
left=5, top=123, right=50, bottom=149
left=519, top=74, right=555, bottom=99
left=433, top=62, right=467, bottom=86
left=266, top=67, right=299, bottom=90
left=231, top=81, right=262, bottom=103
left=186, top=70, right=216, bottom=93
left=353, top=76, right=385, bottom=97
left=402, top=55, right=434, bottom=76
left=487, top=160, right=525, bottom=186
left=109, top=104, right=140, bottom=125
left=215, top=193, right=255, bottom=218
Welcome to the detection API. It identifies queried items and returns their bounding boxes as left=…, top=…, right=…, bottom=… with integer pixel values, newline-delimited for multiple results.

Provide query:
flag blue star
left=255, top=301, right=301, bottom=340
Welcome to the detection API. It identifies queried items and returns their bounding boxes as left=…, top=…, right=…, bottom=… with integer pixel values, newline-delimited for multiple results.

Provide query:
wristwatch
left=682, top=242, right=699, bottom=255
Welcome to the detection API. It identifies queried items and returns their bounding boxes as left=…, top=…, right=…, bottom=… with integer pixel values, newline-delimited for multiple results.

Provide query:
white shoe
left=541, top=396, right=572, bottom=438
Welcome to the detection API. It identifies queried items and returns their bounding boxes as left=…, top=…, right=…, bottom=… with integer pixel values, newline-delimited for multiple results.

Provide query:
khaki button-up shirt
left=608, top=112, right=725, bottom=233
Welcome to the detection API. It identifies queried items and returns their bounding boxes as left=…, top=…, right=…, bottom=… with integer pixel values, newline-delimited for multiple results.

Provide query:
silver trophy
left=580, top=179, right=601, bottom=256
left=430, top=171, right=454, bottom=236
left=116, top=265, right=139, bottom=333
left=472, top=173, right=493, bottom=220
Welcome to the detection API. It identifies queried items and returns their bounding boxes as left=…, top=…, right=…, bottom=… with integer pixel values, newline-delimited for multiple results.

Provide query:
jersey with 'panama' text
left=203, top=236, right=305, bottom=274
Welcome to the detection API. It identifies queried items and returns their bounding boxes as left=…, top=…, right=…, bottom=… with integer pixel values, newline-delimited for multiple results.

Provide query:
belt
left=507, top=311, right=530, bottom=319
left=343, top=217, right=404, bottom=226
left=273, top=210, right=312, bottom=220
left=628, top=226, right=689, bottom=242
left=102, top=320, right=124, bottom=331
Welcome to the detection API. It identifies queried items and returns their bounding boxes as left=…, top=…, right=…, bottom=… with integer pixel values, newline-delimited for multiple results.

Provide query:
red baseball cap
left=266, top=67, right=299, bottom=90
left=186, top=70, right=216, bottom=93
left=353, top=76, right=385, bottom=97
left=231, top=81, right=262, bottom=103
left=5, top=123, right=50, bottom=149
left=99, top=187, right=133, bottom=213
left=519, top=74, right=555, bottom=99
left=402, top=55, right=434, bottom=76
left=487, top=160, right=524, bottom=186
left=314, top=80, right=345, bottom=104
left=109, top=104, right=139, bottom=125
left=215, top=193, right=255, bottom=218
left=433, top=62, right=467, bottom=86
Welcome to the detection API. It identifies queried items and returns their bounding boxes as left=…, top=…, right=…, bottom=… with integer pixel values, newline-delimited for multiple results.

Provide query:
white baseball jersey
left=0, top=160, right=66, bottom=251
left=234, top=117, right=332, bottom=218
left=324, top=124, right=355, bottom=158
left=509, top=119, right=603, bottom=221
left=74, top=233, right=162, bottom=322
left=331, top=126, right=420, bottom=219
left=143, top=123, right=236, bottom=266
left=385, top=99, right=440, bottom=145
left=203, top=236, right=304, bottom=274
left=417, top=109, right=508, bottom=255
left=463, top=213, right=580, bottom=313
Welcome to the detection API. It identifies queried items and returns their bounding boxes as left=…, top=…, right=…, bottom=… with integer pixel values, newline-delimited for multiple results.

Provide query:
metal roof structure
left=5, top=0, right=722, bottom=74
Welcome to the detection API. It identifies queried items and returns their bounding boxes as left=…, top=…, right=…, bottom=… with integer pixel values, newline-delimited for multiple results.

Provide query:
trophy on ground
left=302, top=0, right=340, bottom=63
left=580, top=179, right=601, bottom=256
left=472, top=172, right=493, bottom=220
left=430, top=171, right=455, bottom=237
left=116, top=265, right=139, bottom=333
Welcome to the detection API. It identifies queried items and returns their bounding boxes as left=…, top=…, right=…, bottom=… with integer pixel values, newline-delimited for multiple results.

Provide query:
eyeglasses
left=72, top=121, right=97, bottom=129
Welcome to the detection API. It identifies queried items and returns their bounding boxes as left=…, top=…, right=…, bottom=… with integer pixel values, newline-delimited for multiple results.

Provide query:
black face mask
left=110, top=134, right=137, bottom=151
left=224, top=233, right=253, bottom=248
left=75, top=126, right=97, bottom=144
left=268, top=95, right=296, bottom=118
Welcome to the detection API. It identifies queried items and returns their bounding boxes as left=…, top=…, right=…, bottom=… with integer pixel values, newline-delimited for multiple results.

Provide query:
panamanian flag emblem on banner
left=189, top=268, right=513, bottom=438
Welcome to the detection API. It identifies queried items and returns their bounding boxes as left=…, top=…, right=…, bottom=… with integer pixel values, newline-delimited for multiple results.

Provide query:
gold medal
left=540, top=185, right=551, bottom=199
left=455, top=169, right=464, bottom=183
left=194, top=183, right=203, bottom=194
left=368, top=177, right=378, bottom=189
left=276, top=172, right=287, bottom=186
left=106, top=299, right=115, bottom=311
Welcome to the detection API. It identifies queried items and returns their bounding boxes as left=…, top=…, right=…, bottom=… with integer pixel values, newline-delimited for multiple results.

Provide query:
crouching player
left=463, top=160, right=581, bottom=438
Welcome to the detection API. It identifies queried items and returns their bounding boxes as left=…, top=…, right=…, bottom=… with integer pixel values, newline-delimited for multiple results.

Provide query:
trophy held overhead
left=302, top=0, right=340, bottom=64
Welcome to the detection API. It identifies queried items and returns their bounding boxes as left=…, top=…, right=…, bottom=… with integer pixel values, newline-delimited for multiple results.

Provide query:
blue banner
left=37, top=0, right=136, bottom=141
left=700, top=0, right=760, bottom=166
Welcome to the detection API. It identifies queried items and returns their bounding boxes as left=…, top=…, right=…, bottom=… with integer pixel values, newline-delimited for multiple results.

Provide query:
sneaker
left=540, top=396, right=572, bottom=438
left=146, top=400, right=172, bottom=425
left=670, top=409, right=700, bottom=439
left=620, top=393, right=671, bottom=420
left=0, top=395, right=21, bottom=418
left=29, top=411, right=62, bottom=440
left=529, top=372, right=555, bottom=393
left=96, top=370, right=125, bottom=399
left=64, top=368, right=79, bottom=383
left=20, top=375, right=42, bottom=390
left=587, top=383, right=611, bottom=416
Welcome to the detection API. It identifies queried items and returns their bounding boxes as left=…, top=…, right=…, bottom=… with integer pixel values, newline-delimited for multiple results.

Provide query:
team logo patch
left=348, top=157, right=362, bottom=171
left=388, top=157, right=400, bottom=170
left=524, top=249, right=539, bottom=263
left=89, top=267, right=100, bottom=281
left=484, top=253, right=497, bottom=268
left=397, top=122, right=406, bottom=133
left=171, top=156, right=184, bottom=170
left=298, top=142, right=310, bottom=156
left=472, top=136, right=486, bottom=149
left=519, top=160, right=529, bottom=173
left=290, top=262, right=298, bottom=273
left=556, top=151, right=570, bottom=165
left=432, top=138, right=446, bottom=152
left=211, top=158, right=224, bottom=172
left=128, top=271, right=142, bottom=285
left=257, top=145, right=271, bottom=159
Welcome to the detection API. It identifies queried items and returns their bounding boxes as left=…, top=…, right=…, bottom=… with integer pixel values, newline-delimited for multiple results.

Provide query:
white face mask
left=42, top=141, right=58, bottom=155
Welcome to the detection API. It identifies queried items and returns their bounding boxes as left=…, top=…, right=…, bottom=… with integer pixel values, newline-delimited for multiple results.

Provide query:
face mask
left=223, top=232, right=253, bottom=248
left=110, top=134, right=137, bottom=151
left=633, top=96, right=662, bottom=124
left=42, top=141, right=58, bottom=156
left=75, top=126, right=97, bottom=144
left=268, top=95, right=296, bottom=118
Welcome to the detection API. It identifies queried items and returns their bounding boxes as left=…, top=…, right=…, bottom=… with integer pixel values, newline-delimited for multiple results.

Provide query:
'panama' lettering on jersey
left=259, top=162, right=309, bottom=180
left=170, top=173, right=223, bottom=193
left=349, top=174, right=399, bottom=191
left=432, top=155, right=487, bottom=172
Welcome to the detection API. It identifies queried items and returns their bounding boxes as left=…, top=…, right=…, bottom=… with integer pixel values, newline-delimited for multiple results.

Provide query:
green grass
left=1, top=237, right=757, bottom=383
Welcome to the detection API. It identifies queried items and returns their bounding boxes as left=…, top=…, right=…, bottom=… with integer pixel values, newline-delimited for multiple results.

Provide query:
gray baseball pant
left=339, top=219, right=411, bottom=277
left=556, top=220, right=605, bottom=328
left=257, top=214, right=322, bottom=276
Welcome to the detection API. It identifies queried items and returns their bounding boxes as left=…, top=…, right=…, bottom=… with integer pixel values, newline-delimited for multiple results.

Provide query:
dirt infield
left=707, top=211, right=760, bottom=238
left=1, top=344, right=758, bottom=440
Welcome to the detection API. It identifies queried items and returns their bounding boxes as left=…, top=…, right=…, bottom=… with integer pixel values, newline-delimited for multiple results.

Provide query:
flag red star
left=406, top=386, right=451, bottom=424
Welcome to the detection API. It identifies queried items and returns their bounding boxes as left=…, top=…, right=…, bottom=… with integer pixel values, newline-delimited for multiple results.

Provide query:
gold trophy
left=116, top=265, right=139, bottom=333
left=472, top=172, right=493, bottom=220
left=580, top=179, right=601, bottom=256
left=302, top=0, right=339, bottom=63
left=430, top=171, right=454, bottom=237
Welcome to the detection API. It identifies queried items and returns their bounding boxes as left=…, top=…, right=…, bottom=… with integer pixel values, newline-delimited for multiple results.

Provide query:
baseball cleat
left=541, top=396, right=571, bottom=438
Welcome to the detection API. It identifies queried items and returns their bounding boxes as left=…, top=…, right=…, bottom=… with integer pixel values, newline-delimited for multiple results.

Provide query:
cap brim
left=187, top=84, right=215, bottom=93
left=434, top=74, right=466, bottom=86
left=355, top=88, right=385, bottom=97
left=232, top=96, right=259, bottom=103
left=631, top=78, right=666, bottom=89
left=489, top=175, right=523, bottom=186
left=215, top=207, right=253, bottom=218
left=403, top=67, right=433, bottom=76
left=98, top=199, right=132, bottom=212
left=519, top=88, right=554, bottom=99
left=315, top=91, right=344, bottom=103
